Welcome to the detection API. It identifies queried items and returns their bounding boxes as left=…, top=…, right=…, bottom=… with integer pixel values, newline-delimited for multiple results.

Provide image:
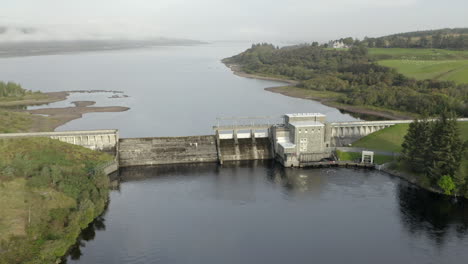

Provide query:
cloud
left=0, top=0, right=464, bottom=43
left=0, top=22, right=164, bottom=42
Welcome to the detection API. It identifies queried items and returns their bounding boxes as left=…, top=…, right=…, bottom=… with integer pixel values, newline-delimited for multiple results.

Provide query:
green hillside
left=352, top=122, right=468, bottom=181
left=0, top=138, right=113, bottom=263
left=369, top=48, right=468, bottom=84
left=369, top=48, right=468, bottom=60
left=378, top=59, right=468, bottom=83
left=352, top=122, right=468, bottom=152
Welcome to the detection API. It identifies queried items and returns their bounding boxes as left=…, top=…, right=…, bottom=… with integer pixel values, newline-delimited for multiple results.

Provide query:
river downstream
left=1, top=43, right=467, bottom=263
left=65, top=162, right=468, bottom=264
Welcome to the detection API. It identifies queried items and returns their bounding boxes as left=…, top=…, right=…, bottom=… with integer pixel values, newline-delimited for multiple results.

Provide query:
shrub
left=438, top=175, right=456, bottom=195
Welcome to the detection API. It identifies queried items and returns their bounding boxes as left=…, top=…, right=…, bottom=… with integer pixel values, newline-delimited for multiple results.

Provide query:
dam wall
left=218, top=137, right=273, bottom=162
left=0, top=130, right=119, bottom=155
left=329, top=118, right=468, bottom=146
left=119, top=136, right=219, bottom=167
left=329, top=120, right=411, bottom=147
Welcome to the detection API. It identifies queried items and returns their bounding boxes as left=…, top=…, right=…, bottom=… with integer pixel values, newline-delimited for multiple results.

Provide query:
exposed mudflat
left=26, top=104, right=129, bottom=132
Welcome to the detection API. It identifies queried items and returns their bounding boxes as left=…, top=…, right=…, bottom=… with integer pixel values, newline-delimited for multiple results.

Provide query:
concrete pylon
left=215, top=130, right=223, bottom=165
left=233, top=130, right=238, bottom=145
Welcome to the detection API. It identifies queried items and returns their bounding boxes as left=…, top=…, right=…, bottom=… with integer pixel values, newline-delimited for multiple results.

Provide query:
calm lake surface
left=0, top=43, right=358, bottom=138
left=1, top=44, right=467, bottom=263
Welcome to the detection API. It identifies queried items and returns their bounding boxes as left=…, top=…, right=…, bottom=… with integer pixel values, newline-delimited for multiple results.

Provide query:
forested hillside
left=353, top=28, right=468, bottom=50
left=223, top=43, right=467, bottom=117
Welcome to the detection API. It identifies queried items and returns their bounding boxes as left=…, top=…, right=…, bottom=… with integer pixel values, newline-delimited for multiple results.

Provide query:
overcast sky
left=1, top=0, right=467, bottom=43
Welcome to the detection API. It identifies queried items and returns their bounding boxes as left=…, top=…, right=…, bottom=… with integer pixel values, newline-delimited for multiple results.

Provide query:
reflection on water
left=66, top=162, right=468, bottom=264
left=397, top=182, right=468, bottom=246
left=64, top=215, right=107, bottom=263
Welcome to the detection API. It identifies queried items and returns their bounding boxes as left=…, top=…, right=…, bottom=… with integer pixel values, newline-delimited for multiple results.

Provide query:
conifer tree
left=429, top=111, right=464, bottom=182
left=401, top=119, right=419, bottom=166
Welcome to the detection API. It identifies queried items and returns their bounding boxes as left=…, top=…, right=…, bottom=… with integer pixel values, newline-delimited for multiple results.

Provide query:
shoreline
left=224, top=63, right=414, bottom=120
left=379, top=164, right=464, bottom=199
left=3, top=90, right=130, bottom=132
left=225, top=64, right=299, bottom=85
left=0, top=91, right=69, bottom=107
left=265, top=86, right=414, bottom=120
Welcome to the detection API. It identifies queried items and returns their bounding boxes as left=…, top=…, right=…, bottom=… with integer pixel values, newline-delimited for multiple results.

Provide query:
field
left=352, top=122, right=468, bottom=152
left=369, top=48, right=468, bottom=60
left=369, top=48, right=468, bottom=84
left=378, top=59, right=468, bottom=83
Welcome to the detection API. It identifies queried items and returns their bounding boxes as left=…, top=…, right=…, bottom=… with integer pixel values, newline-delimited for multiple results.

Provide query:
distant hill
left=0, top=38, right=205, bottom=58
left=0, top=25, right=205, bottom=57
left=327, top=28, right=468, bottom=50
left=361, top=28, right=468, bottom=50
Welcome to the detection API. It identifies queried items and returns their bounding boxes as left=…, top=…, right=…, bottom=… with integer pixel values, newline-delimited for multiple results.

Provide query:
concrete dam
left=2, top=114, right=466, bottom=169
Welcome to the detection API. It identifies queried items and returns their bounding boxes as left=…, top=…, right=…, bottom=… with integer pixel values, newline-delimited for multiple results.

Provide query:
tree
left=438, top=175, right=456, bottom=195
left=401, top=119, right=420, bottom=165
left=401, top=117, right=433, bottom=174
left=429, top=111, right=464, bottom=181
left=342, top=37, right=354, bottom=46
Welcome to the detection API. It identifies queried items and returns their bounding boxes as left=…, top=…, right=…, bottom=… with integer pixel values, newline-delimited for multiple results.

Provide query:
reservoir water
left=1, top=43, right=467, bottom=263
left=0, top=43, right=357, bottom=138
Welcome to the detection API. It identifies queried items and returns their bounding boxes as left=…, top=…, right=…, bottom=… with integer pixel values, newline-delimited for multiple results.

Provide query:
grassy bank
left=352, top=122, right=468, bottom=152
left=0, top=110, right=36, bottom=133
left=0, top=92, right=50, bottom=106
left=369, top=48, right=468, bottom=84
left=0, top=138, right=113, bottom=264
left=336, top=150, right=396, bottom=164
left=350, top=122, right=468, bottom=193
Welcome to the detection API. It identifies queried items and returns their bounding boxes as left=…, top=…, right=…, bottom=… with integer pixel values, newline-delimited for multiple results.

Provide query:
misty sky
left=1, top=0, right=467, bottom=43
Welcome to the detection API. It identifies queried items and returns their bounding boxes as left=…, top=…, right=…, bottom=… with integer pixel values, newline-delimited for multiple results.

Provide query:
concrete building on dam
left=1, top=114, right=466, bottom=169
left=272, top=113, right=331, bottom=167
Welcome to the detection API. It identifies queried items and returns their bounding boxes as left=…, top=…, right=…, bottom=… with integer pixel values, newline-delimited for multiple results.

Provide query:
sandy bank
left=1, top=90, right=130, bottom=132
left=26, top=103, right=129, bottom=132
left=225, top=64, right=299, bottom=85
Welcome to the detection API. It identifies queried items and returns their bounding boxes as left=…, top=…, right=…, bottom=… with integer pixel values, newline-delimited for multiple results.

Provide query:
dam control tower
left=272, top=113, right=332, bottom=167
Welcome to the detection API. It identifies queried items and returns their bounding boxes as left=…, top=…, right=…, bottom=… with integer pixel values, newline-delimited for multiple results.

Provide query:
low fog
left=1, top=0, right=467, bottom=43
